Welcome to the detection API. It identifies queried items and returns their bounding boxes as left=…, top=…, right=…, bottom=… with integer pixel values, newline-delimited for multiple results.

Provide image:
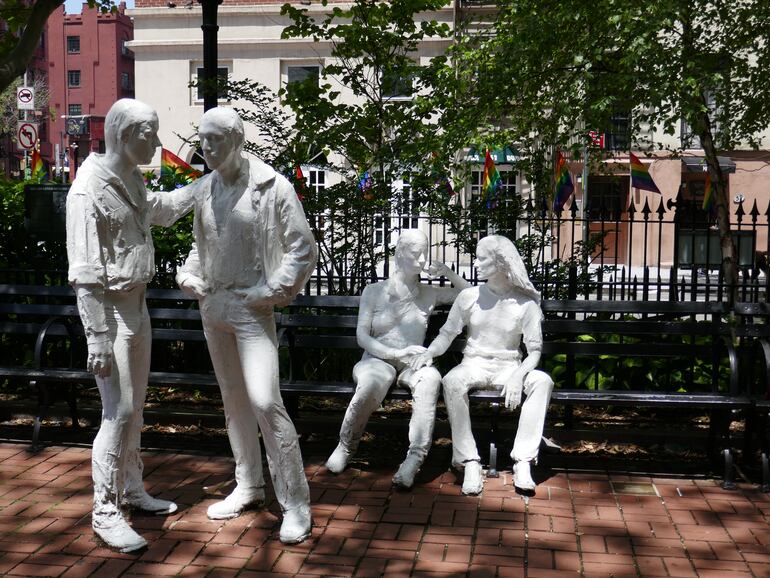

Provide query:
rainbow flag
left=482, top=150, right=501, bottom=208
left=30, top=149, right=48, bottom=181
left=553, top=151, right=574, bottom=211
left=629, top=152, right=661, bottom=194
left=358, top=169, right=373, bottom=200
left=161, top=148, right=203, bottom=183
left=294, top=165, right=307, bottom=201
left=702, top=171, right=714, bottom=214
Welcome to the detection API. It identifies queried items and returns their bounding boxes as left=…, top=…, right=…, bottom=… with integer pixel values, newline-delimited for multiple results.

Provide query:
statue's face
left=396, top=240, right=427, bottom=276
left=475, top=243, right=497, bottom=280
left=123, top=118, right=160, bottom=166
left=199, top=119, right=237, bottom=171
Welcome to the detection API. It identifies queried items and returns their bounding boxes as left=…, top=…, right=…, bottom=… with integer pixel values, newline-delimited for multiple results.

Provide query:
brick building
left=45, top=2, right=134, bottom=180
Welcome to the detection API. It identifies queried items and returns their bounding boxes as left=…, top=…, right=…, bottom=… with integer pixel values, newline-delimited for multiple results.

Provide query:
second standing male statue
left=176, top=107, right=318, bottom=544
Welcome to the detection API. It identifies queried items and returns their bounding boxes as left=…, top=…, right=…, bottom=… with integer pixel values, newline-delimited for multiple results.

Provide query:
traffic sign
left=17, top=122, right=38, bottom=150
left=16, top=86, right=35, bottom=110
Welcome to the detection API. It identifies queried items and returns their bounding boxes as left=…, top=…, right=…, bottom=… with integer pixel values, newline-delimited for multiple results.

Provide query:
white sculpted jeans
left=338, top=356, right=441, bottom=462
left=442, top=356, right=553, bottom=467
left=92, top=285, right=152, bottom=529
left=200, top=290, right=310, bottom=513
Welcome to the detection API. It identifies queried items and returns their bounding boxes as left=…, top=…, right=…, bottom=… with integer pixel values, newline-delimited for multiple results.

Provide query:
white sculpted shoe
left=93, top=518, right=147, bottom=553
left=123, top=491, right=178, bottom=515
left=461, top=461, right=484, bottom=495
left=513, top=461, right=536, bottom=491
left=207, top=487, right=266, bottom=520
left=325, top=443, right=352, bottom=474
left=392, top=453, right=422, bottom=489
left=279, top=505, right=312, bottom=544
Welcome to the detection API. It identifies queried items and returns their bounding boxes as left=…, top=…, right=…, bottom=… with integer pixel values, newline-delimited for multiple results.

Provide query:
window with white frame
left=393, top=177, right=419, bottom=230
left=192, top=64, right=230, bottom=104
left=287, top=65, right=321, bottom=86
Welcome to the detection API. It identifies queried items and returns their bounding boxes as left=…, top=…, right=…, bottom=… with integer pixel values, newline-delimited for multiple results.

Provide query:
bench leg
left=723, top=448, right=736, bottom=490
left=487, top=402, right=500, bottom=478
left=67, top=384, right=80, bottom=430
left=762, top=452, right=770, bottom=492
left=31, top=379, right=49, bottom=452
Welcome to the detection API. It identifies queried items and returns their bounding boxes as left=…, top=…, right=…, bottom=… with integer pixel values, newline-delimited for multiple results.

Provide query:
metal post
left=199, top=0, right=221, bottom=113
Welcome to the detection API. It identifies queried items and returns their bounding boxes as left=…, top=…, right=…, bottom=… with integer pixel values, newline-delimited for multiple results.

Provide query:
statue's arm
left=430, top=261, right=472, bottom=305
left=147, top=178, right=199, bottom=227
left=266, top=179, right=318, bottom=303
left=176, top=243, right=208, bottom=298
left=66, top=190, right=111, bottom=377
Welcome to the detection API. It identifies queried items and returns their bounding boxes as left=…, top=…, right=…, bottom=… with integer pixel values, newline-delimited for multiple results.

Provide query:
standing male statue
left=325, top=230, right=469, bottom=488
left=175, top=107, right=317, bottom=544
left=66, top=99, right=194, bottom=552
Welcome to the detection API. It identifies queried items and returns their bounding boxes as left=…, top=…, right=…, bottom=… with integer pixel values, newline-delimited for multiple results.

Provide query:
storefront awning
left=682, top=155, right=736, bottom=174
left=465, top=146, right=519, bottom=164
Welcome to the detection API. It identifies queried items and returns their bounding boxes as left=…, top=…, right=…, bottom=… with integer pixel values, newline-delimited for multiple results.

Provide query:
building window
left=287, top=65, right=320, bottom=86
left=305, top=168, right=326, bottom=230
left=586, top=176, right=628, bottom=221
left=67, top=36, right=80, bottom=53
left=194, top=66, right=229, bottom=102
left=121, top=37, right=131, bottom=56
left=68, top=104, right=82, bottom=116
left=382, top=69, right=414, bottom=100
left=67, top=70, right=81, bottom=87
left=605, top=110, right=630, bottom=152
left=681, top=92, right=720, bottom=149
left=394, top=178, right=419, bottom=230
left=469, top=169, right=517, bottom=200
left=121, top=72, right=131, bottom=90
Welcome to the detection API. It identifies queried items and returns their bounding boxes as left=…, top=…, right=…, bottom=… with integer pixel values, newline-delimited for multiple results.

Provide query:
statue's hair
left=478, top=235, right=540, bottom=303
left=200, top=107, right=245, bottom=146
left=104, top=99, right=157, bottom=153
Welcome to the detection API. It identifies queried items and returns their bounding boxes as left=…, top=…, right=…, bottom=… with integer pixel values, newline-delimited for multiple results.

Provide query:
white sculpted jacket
left=177, top=158, right=317, bottom=303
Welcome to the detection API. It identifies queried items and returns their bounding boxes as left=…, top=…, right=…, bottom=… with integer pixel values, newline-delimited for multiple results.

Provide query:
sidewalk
left=0, top=441, right=769, bottom=577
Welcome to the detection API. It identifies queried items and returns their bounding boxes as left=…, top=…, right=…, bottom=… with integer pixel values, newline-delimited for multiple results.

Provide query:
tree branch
left=0, top=0, right=64, bottom=93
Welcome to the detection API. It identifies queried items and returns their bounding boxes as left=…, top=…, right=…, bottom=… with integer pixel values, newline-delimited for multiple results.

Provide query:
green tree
left=0, top=0, right=118, bottom=94
left=279, top=0, right=453, bottom=294
left=442, top=0, right=770, bottom=297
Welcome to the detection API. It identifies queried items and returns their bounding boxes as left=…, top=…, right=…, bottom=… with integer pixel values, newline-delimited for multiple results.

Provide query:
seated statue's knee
left=416, top=366, right=441, bottom=391
left=442, top=370, right=466, bottom=396
left=530, top=369, right=554, bottom=392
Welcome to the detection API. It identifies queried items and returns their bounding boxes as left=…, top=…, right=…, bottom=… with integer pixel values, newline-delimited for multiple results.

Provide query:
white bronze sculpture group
left=66, top=99, right=553, bottom=553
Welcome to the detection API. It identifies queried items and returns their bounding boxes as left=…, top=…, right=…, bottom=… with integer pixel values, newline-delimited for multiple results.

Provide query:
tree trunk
left=699, top=119, right=737, bottom=302
left=0, top=0, right=64, bottom=94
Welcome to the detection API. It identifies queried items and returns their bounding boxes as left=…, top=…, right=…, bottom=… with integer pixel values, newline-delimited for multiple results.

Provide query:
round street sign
left=16, top=86, right=35, bottom=110
left=18, top=88, right=33, bottom=103
left=17, top=122, right=38, bottom=150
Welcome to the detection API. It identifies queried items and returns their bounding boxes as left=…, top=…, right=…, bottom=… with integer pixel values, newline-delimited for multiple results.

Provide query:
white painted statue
left=325, top=230, right=469, bottom=488
left=175, top=107, right=317, bottom=544
left=411, top=235, right=553, bottom=495
left=66, top=99, right=194, bottom=552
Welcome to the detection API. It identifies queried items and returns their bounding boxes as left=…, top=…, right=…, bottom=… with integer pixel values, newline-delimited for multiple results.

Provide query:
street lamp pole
left=199, top=0, right=221, bottom=113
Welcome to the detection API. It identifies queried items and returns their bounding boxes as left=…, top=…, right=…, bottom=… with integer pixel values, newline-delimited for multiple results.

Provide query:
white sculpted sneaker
left=279, top=505, right=312, bottom=544
left=461, top=461, right=484, bottom=495
left=207, top=487, right=266, bottom=520
left=325, top=443, right=352, bottom=474
left=93, top=518, right=147, bottom=553
left=123, top=491, right=178, bottom=515
left=392, top=453, right=421, bottom=489
left=513, top=461, right=536, bottom=491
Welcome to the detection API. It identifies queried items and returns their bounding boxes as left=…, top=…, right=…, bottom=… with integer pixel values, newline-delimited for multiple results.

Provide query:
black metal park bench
left=0, top=284, right=750, bottom=487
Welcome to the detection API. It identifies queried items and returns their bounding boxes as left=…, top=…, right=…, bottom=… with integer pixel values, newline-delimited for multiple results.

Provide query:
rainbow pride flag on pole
left=161, top=148, right=203, bottom=183
left=702, top=171, right=714, bottom=215
left=552, top=150, right=574, bottom=212
left=482, top=150, right=501, bottom=209
left=629, top=152, right=661, bottom=194
left=358, top=169, right=373, bottom=200
left=294, top=165, right=307, bottom=201
left=30, top=149, right=48, bottom=181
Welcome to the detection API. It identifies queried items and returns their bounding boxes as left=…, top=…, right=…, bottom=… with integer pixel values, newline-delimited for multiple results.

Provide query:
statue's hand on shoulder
left=87, top=335, right=113, bottom=378
left=178, top=274, right=209, bottom=300
left=427, top=261, right=452, bottom=279
left=235, top=284, right=281, bottom=308
left=500, top=374, right=524, bottom=410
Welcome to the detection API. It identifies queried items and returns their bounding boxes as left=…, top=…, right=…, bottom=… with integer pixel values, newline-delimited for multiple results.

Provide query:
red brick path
left=1, top=442, right=769, bottom=577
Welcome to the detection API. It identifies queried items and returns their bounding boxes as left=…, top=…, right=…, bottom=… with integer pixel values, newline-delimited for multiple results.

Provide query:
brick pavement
left=0, top=442, right=769, bottom=577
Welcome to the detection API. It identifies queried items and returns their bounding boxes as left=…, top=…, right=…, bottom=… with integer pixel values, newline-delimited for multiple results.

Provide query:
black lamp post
left=198, top=0, right=222, bottom=172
